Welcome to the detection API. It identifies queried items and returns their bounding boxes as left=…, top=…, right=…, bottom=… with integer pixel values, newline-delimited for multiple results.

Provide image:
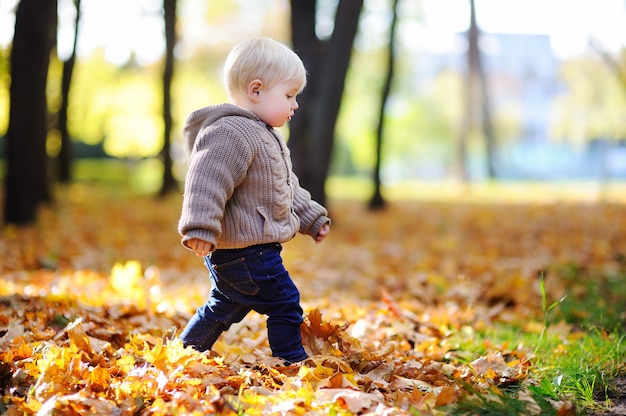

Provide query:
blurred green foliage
left=0, top=1, right=625, bottom=181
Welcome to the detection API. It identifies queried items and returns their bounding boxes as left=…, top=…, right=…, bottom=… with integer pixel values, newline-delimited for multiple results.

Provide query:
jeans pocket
left=212, top=258, right=260, bottom=296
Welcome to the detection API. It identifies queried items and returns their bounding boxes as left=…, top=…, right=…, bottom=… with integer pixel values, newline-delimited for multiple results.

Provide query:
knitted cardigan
left=178, top=103, right=330, bottom=252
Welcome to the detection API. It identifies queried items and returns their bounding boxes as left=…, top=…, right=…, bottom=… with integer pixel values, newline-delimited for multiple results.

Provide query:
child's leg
left=209, top=244, right=308, bottom=363
left=265, top=308, right=308, bottom=363
left=180, top=295, right=250, bottom=352
left=256, top=253, right=308, bottom=363
left=180, top=259, right=251, bottom=352
left=179, top=306, right=226, bottom=352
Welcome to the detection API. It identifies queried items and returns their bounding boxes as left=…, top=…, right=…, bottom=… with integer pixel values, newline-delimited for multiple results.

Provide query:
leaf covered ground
left=1, top=184, right=625, bottom=415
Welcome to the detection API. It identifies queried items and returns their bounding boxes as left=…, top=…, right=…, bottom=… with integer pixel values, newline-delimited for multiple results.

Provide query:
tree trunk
left=289, top=0, right=364, bottom=207
left=4, top=0, right=57, bottom=225
left=57, top=0, right=81, bottom=183
left=457, top=0, right=496, bottom=182
left=472, top=1, right=496, bottom=178
left=369, top=0, right=399, bottom=211
left=159, top=0, right=178, bottom=197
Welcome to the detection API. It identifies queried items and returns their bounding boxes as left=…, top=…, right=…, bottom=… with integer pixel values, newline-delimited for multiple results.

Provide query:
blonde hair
left=223, top=37, right=307, bottom=99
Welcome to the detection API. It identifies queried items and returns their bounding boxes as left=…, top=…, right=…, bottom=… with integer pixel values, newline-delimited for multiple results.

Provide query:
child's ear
left=247, top=79, right=263, bottom=102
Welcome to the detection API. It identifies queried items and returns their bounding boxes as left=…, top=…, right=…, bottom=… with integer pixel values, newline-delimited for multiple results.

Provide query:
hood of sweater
left=182, top=103, right=262, bottom=155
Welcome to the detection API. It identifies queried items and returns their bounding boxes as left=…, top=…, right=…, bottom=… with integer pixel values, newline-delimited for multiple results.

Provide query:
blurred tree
left=369, top=0, right=400, bottom=211
left=56, top=0, right=81, bottom=183
left=554, top=57, right=626, bottom=144
left=552, top=44, right=626, bottom=186
left=289, top=0, right=364, bottom=206
left=4, top=0, right=57, bottom=225
left=456, top=0, right=495, bottom=182
left=159, top=0, right=178, bottom=196
left=592, top=42, right=626, bottom=98
left=69, top=57, right=162, bottom=158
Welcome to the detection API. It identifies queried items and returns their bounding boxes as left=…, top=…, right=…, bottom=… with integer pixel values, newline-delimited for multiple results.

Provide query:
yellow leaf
left=485, top=367, right=497, bottom=380
left=115, top=354, right=136, bottom=375
left=88, top=366, right=111, bottom=391
left=109, top=261, right=146, bottom=306
left=110, top=261, right=143, bottom=291
left=141, top=339, right=169, bottom=372
left=67, top=320, right=94, bottom=355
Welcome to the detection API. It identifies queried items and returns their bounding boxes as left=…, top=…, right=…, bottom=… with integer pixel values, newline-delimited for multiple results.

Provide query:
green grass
left=445, top=326, right=624, bottom=415
left=536, top=329, right=624, bottom=409
left=443, top=267, right=626, bottom=415
left=544, top=266, right=626, bottom=411
left=553, top=263, right=626, bottom=331
left=448, top=384, right=560, bottom=416
left=326, top=176, right=626, bottom=203
left=0, top=158, right=165, bottom=194
left=71, top=158, right=165, bottom=194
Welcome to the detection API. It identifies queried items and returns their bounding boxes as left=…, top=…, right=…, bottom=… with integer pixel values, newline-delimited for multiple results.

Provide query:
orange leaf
left=304, top=308, right=337, bottom=338
left=435, top=386, right=458, bottom=407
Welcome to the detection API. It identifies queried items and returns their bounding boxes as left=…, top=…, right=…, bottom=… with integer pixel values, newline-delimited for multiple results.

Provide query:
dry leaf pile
left=1, top=185, right=625, bottom=415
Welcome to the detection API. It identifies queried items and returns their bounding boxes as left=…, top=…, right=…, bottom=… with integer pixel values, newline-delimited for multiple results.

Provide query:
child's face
left=254, top=79, right=301, bottom=128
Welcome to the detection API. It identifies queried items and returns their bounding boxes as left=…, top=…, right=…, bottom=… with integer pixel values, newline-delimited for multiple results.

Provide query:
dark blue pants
left=179, top=243, right=308, bottom=363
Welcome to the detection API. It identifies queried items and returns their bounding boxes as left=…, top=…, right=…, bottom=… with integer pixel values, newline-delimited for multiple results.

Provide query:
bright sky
left=1, top=0, right=625, bottom=63
left=419, top=0, right=626, bottom=58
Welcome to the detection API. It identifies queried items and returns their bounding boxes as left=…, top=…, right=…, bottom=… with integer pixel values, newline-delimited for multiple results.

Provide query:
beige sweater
left=178, top=103, right=330, bottom=251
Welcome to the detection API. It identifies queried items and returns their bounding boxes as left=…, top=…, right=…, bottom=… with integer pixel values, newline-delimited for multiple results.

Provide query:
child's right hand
left=187, top=238, right=214, bottom=257
left=314, top=223, right=330, bottom=244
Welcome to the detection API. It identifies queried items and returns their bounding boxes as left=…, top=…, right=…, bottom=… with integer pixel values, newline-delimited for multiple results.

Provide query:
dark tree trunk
left=289, top=0, right=364, bottom=207
left=159, top=0, right=178, bottom=197
left=57, top=0, right=81, bottom=183
left=369, top=0, right=400, bottom=211
left=4, top=0, right=57, bottom=225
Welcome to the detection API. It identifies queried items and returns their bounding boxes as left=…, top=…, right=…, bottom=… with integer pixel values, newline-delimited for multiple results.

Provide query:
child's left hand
left=187, top=238, right=214, bottom=257
left=314, top=223, right=330, bottom=243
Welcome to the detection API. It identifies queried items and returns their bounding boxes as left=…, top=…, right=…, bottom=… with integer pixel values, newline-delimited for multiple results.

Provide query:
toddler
left=178, top=37, right=330, bottom=364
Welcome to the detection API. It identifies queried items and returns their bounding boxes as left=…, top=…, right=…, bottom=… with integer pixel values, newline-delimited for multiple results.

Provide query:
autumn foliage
left=1, top=185, right=624, bottom=414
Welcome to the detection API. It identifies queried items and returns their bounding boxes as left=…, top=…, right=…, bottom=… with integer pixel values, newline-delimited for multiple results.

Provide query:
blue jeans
left=179, top=243, right=308, bottom=363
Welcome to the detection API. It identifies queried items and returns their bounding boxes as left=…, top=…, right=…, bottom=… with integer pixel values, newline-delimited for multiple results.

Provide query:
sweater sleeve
left=290, top=172, right=330, bottom=238
left=178, top=123, right=252, bottom=250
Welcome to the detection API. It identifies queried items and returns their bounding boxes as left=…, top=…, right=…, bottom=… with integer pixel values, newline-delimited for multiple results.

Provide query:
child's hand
left=187, top=238, right=214, bottom=257
left=314, top=223, right=330, bottom=244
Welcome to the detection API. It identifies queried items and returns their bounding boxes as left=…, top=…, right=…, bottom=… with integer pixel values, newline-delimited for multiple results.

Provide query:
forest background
left=2, top=0, right=626, bottom=204
left=1, top=0, right=626, bottom=415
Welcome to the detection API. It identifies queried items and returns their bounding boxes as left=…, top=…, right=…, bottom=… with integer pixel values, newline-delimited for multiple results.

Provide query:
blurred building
left=413, top=32, right=626, bottom=180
